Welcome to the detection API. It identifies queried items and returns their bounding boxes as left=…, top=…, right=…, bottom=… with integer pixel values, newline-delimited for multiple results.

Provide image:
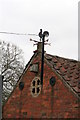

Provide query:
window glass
left=31, top=77, right=41, bottom=97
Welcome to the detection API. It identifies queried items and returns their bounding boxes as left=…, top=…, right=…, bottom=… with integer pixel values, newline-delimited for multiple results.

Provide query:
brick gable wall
left=2, top=53, right=79, bottom=118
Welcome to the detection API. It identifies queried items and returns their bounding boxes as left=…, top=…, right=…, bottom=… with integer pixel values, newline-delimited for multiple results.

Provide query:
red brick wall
left=3, top=54, right=79, bottom=118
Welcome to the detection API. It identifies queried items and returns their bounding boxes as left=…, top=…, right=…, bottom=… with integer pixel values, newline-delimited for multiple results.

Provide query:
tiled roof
left=45, top=54, right=80, bottom=98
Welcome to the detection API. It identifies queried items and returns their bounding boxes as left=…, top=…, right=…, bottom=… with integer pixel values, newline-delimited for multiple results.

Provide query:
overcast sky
left=0, top=0, right=79, bottom=64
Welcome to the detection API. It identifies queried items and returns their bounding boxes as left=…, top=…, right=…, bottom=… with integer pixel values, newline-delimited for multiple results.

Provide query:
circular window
left=31, top=77, right=41, bottom=97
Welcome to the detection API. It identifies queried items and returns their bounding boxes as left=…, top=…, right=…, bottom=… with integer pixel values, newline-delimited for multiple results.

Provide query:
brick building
left=3, top=42, right=80, bottom=118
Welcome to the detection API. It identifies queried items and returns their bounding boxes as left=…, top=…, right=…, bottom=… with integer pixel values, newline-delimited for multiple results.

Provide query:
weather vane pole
left=38, top=29, right=49, bottom=87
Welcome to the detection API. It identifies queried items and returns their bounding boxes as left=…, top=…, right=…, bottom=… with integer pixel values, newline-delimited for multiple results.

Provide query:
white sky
left=0, top=0, right=79, bottom=64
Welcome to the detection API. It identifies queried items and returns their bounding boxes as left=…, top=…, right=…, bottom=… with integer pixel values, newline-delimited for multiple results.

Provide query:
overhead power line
left=0, top=32, right=38, bottom=36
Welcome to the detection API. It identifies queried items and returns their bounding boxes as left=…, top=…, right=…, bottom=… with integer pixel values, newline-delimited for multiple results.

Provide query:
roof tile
left=67, top=81, right=77, bottom=87
left=73, top=87, right=80, bottom=93
left=45, top=54, right=80, bottom=98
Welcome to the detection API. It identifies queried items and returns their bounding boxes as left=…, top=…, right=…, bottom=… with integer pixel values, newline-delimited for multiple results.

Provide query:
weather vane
left=30, top=29, right=50, bottom=88
left=30, top=29, right=51, bottom=46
